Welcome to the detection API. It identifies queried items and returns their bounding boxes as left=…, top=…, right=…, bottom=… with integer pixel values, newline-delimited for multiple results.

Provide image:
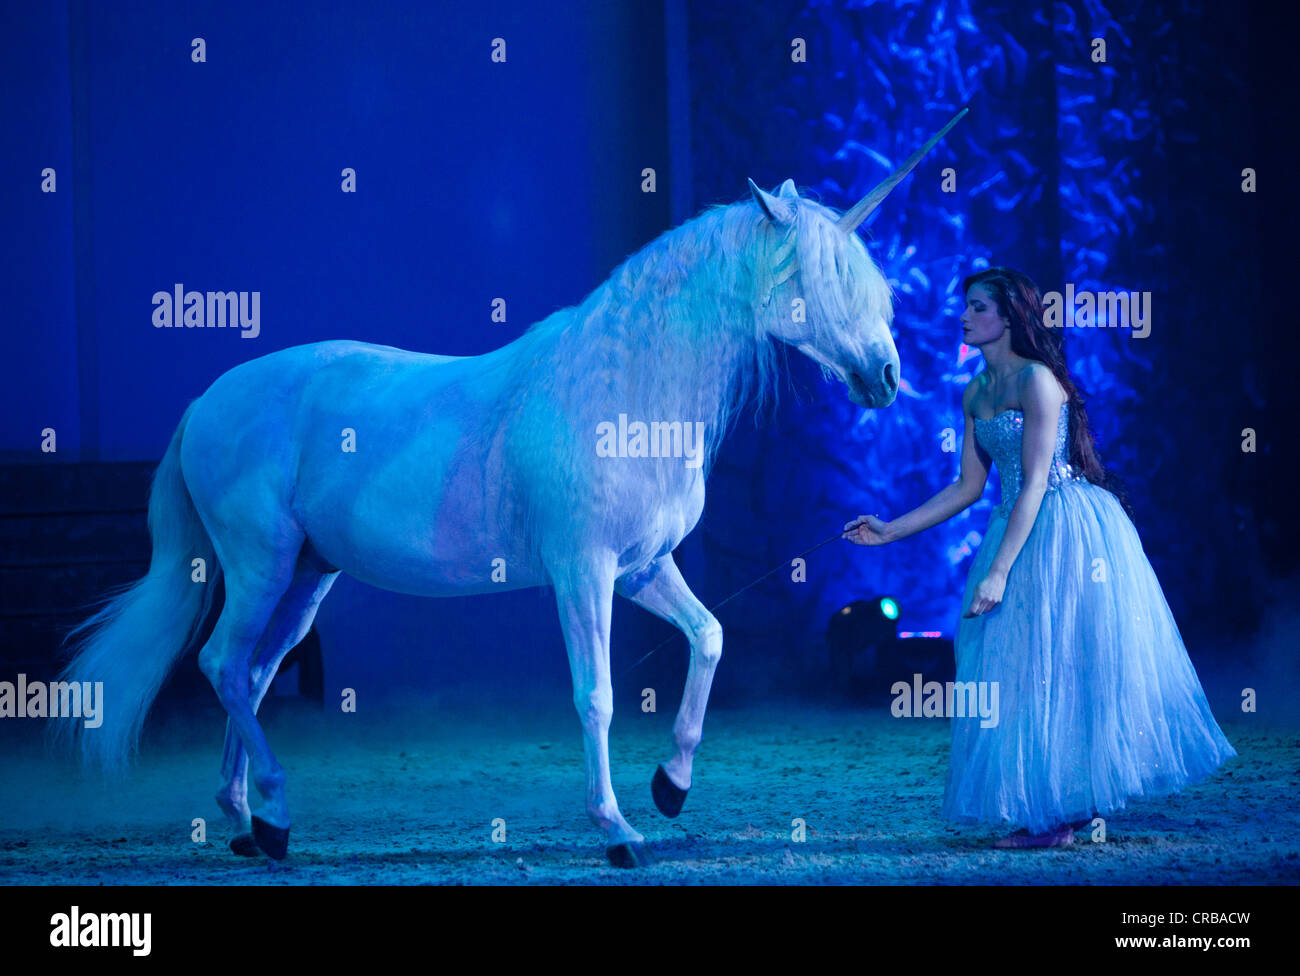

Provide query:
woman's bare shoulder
left=1018, top=361, right=1068, bottom=406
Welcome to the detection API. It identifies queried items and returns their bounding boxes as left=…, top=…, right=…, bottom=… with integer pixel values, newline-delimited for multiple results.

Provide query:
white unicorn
left=55, top=110, right=965, bottom=868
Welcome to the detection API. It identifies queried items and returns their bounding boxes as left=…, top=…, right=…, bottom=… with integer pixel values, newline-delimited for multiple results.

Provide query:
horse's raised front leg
left=615, top=553, right=722, bottom=819
left=551, top=554, right=651, bottom=868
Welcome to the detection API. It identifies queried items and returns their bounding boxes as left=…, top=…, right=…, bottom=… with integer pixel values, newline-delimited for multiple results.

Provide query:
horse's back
left=180, top=340, right=468, bottom=522
left=188, top=340, right=468, bottom=431
left=181, top=338, right=545, bottom=595
left=214, top=339, right=462, bottom=384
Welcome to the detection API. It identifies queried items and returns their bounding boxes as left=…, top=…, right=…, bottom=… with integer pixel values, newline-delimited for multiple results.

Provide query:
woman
left=843, top=266, right=1236, bottom=848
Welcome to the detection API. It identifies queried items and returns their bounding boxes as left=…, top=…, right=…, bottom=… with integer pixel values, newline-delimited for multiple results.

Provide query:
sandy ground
left=0, top=697, right=1295, bottom=885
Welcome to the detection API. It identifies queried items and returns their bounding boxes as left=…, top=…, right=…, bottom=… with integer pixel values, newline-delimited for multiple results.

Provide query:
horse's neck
left=503, top=210, right=763, bottom=450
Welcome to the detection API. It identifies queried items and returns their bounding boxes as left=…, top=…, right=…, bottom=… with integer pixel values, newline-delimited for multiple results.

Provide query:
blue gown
left=941, top=403, right=1236, bottom=834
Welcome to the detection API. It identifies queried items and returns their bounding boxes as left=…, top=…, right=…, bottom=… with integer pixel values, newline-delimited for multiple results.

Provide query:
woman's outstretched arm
left=844, top=381, right=991, bottom=545
left=965, top=364, right=1063, bottom=615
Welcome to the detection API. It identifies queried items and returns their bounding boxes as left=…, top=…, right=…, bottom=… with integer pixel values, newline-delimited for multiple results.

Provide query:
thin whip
left=616, top=526, right=853, bottom=681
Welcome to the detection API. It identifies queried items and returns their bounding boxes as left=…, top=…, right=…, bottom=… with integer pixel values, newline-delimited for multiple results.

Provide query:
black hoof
left=230, top=833, right=259, bottom=857
left=652, top=764, right=688, bottom=818
left=606, top=841, right=654, bottom=868
left=251, top=815, right=290, bottom=860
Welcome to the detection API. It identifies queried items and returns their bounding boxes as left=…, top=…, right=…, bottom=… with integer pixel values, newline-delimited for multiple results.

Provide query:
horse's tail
left=49, top=400, right=221, bottom=775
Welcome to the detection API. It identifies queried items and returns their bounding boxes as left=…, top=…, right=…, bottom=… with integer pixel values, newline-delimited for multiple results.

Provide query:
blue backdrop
left=0, top=0, right=1277, bottom=705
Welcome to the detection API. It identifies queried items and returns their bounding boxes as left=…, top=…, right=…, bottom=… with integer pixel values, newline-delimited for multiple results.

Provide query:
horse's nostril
left=883, top=362, right=898, bottom=391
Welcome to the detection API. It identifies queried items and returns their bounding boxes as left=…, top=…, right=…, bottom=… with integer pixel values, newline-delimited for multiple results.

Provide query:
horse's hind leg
left=219, top=568, right=338, bottom=842
left=221, top=566, right=338, bottom=856
left=216, top=724, right=254, bottom=854
left=197, top=538, right=304, bottom=860
left=615, top=554, right=722, bottom=819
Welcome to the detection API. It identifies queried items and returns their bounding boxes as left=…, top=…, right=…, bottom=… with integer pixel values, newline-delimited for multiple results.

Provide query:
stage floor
left=1, top=697, right=1294, bottom=885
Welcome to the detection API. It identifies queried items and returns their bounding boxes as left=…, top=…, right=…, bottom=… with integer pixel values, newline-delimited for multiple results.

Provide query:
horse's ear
left=748, top=178, right=796, bottom=225
left=776, top=178, right=799, bottom=200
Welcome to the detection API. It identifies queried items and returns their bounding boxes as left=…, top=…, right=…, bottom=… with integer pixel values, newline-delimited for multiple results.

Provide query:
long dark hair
left=961, top=266, right=1132, bottom=514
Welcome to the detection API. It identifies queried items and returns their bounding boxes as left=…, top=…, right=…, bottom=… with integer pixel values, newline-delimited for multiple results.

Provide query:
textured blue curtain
left=682, top=0, right=1264, bottom=693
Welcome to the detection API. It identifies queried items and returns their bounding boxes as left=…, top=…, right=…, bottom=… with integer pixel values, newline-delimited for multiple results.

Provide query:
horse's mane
left=478, top=191, right=894, bottom=554
left=493, top=193, right=893, bottom=468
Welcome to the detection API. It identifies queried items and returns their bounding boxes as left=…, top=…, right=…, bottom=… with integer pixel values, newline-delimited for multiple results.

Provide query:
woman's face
left=961, top=283, right=1009, bottom=346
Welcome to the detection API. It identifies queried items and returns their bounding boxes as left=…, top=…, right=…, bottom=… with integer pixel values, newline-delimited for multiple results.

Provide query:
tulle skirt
left=941, top=480, right=1237, bottom=834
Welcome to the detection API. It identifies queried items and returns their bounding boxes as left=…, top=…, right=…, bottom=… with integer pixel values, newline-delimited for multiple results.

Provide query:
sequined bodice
left=974, top=403, right=1081, bottom=515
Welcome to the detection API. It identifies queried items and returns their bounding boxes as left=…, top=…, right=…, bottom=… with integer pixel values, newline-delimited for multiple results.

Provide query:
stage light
left=827, top=596, right=954, bottom=697
left=827, top=596, right=902, bottom=686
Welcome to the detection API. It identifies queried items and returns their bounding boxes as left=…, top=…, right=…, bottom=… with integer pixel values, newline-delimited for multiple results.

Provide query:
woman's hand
left=842, top=514, right=892, bottom=546
left=963, top=571, right=1007, bottom=617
